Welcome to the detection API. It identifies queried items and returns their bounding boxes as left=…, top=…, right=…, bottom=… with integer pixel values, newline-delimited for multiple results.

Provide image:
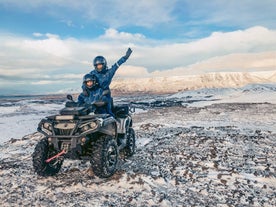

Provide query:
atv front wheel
left=90, top=135, right=118, bottom=178
left=32, top=138, right=63, bottom=176
left=124, top=128, right=136, bottom=157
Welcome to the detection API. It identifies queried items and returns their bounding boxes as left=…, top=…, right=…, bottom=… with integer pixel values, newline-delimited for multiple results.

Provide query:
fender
left=116, top=115, right=131, bottom=134
left=98, top=116, right=117, bottom=138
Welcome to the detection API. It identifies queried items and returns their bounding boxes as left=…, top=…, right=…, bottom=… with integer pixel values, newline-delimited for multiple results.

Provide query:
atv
left=32, top=94, right=135, bottom=178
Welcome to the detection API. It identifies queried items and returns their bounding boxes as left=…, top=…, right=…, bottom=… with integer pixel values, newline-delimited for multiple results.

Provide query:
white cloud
left=23, top=36, right=71, bottom=58
left=115, top=65, right=150, bottom=78
left=0, top=26, right=275, bottom=94
left=133, top=26, right=276, bottom=71
left=100, top=28, right=146, bottom=41
left=0, top=0, right=175, bottom=28
left=152, top=51, right=276, bottom=76
left=52, top=73, right=83, bottom=80
left=60, top=19, right=75, bottom=27
left=179, top=0, right=276, bottom=28
left=33, top=32, right=43, bottom=37
left=31, top=80, right=76, bottom=85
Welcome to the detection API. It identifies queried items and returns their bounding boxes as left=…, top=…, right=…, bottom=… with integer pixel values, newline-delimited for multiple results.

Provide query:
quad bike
left=32, top=94, right=135, bottom=178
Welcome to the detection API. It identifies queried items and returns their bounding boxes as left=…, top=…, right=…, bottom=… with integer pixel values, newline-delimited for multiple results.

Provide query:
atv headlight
left=80, top=121, right=98, bottom=132
left=83, top=125, right=89, bottom=131
left=43, top=122, right=49, bottom=128
left=89, top=122, right=97, bottom=129
left=41, top=122, right=52, bottom=135
left=43, top=122, right=52, bottom=131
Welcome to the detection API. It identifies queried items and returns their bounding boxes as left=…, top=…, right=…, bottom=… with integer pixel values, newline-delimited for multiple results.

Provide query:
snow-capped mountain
left=110, top=71, right=276, bottom=94
left=55, top=71, right=276, bottom=95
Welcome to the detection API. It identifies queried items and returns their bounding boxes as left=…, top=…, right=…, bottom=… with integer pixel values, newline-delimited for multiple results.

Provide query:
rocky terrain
left=0, top=100, right=275, bottom=206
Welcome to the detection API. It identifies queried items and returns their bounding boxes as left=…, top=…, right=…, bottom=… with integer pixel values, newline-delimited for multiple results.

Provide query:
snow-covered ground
left=169, top=83, right=276, bottom=107
left=0, top=98, right=64, bottom=143
left=0, top=83, right=275, bottom=206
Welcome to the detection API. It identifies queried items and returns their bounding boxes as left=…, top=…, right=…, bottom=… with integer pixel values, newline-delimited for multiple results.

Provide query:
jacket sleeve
left=101, top=56, right=127, bottom=89
left=77, top=93, right=85, bottom=105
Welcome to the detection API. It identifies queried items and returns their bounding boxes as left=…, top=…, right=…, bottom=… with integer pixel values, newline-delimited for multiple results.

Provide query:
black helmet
left=93, top=56, right=107, bottom=72
left=83, top=74, right=97, bottom=89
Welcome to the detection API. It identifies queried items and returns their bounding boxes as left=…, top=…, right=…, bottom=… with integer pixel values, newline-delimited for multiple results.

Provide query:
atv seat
left=113, top=104, right=129, bottom=118
left=60, top=107, right=90, bottom=116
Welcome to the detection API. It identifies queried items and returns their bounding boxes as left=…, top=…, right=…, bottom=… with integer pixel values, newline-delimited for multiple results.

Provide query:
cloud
left=31, top=80, right=76, bottom=85
left=176, top=1, right=276, bottom=28
left=0, top=0, right=175, bottom=28
left=52, top=73, right=83, bottom=80
left=31, top=80, right=59, bottom=85
left=152, top=51, right=276, bottom=76
left=115, top=66, right=150, bottom=78
left=0, top=26, right=275, bottom=94
left=100, top=28, right=146, bottom=42
left=60, top=19, right=75, bottom=27
left=23, top=34, right=73, bottom=59
left=33, top=32, right=43, bottom=37
left=94, top=0, right=176, bottom=27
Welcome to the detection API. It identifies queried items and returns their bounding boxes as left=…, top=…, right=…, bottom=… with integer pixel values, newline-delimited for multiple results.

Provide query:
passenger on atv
left=82, top=48, right=133, bottom=116
left=66, top=74, right=110, bottom=115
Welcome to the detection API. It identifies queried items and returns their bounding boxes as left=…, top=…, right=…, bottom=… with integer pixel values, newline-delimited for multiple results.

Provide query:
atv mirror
left=93, top=101, right=106, bottom=107
left=67, top=94, right=73, bottom=101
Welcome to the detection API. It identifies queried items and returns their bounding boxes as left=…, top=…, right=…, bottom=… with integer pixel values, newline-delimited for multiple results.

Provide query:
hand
left=83, top=89, right=89, bottom=97
left=124, top=48, right=132, bottom=60
left=84, top=103, right=95, bottom=112
left=65, top=101, right=78, bottom=107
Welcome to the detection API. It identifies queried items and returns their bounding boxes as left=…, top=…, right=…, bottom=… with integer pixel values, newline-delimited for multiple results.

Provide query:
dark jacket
left=78, top=86, right=108, bottom=114
left=83, top=56, right=127, bottom=116
left=89, top=56, right=127, bottom=90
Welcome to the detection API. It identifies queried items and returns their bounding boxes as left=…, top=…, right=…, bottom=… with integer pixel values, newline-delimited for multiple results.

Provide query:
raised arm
left=101, top=48, right=132, bottom=88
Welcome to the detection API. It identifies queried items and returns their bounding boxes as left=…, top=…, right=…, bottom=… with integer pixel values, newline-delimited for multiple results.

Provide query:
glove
left=84, top=103, right=95, bottom=113
left=124, top=48, right=132, bottom=60
left=65, top=101, right=78, bottom=107
left=83, top=89, right=89, bottom=97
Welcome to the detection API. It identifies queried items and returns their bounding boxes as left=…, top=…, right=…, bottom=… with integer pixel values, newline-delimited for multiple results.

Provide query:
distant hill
left=110, top=71, right=276, bottom=95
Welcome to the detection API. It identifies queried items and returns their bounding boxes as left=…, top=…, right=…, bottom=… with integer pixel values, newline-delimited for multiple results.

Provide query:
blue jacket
left=81, top=56, right=127, bottom=116
left=77, top=87, right=108, bottom=114
left=89, top=56, right=127, bottom=90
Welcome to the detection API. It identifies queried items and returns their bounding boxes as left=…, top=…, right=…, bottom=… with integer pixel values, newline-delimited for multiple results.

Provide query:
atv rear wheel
left=124, top=128, right=136, bottom=157
left=32, top=138, right=63, bottom=176
left=90, top=135, right=118, bottom=178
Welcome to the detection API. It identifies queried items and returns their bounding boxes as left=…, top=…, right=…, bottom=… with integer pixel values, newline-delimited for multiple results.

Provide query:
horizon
left=0, top=1, right=275, bottom=95
left=0, top=79, right=275, bottom=97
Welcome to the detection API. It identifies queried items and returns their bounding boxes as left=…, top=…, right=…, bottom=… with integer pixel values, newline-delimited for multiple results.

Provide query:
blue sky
left=0, top=0, right=275, bottom=95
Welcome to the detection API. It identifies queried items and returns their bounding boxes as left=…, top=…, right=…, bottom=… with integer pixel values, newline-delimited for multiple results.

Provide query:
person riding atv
left=82, top=48, right=133, bottom=116
left=33, top=92, right=136, bottom=178
left=78, top=74, right=109, bottom=115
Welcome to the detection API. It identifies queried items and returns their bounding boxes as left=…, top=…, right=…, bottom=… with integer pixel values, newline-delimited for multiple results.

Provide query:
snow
left=0, top=83, right=275, bottom=206
left=169, top=83, right=276, bottom=107
left=0, top=83, right=275, bottom=143
left=0, top=100, right=62, bottom=143
left=110, top=70, right=276, bottom=94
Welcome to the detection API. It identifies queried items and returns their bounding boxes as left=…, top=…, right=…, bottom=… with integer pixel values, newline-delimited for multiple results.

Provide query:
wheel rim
left=106, top=145, right=117, bottom=168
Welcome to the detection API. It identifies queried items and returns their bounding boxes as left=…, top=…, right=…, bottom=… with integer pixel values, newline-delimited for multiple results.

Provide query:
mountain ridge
left=110, top=71, right=276, bottom=95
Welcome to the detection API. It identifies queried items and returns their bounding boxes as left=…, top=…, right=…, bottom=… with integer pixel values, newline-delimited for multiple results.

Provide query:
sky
left=0, top=0, right=276, bottom=95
